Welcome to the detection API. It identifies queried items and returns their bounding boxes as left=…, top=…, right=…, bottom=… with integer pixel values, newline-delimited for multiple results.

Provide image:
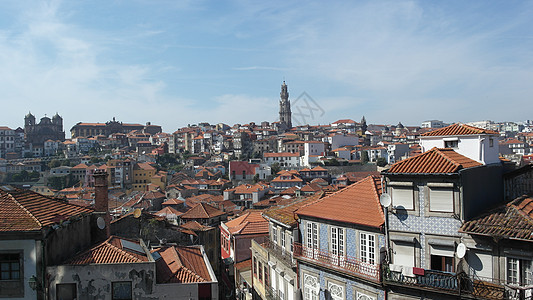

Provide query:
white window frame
left=507, top=257, right=533, bottom=286
left=331, top=226, right=345, bottom=266
left=281, top=229, right=286, bottom=250
left=272, top=225, right=278, bottom=244
left=360, top=233, right=376, bottom=265
left=356, top=291, right=376, bottom=300
left=327, top=281, right=344, bottom=300
left=429, top=187, right=454, bottom=213
left=391, top=186, right=414, bottom=210
left=303, top=273, right=319, bottom=300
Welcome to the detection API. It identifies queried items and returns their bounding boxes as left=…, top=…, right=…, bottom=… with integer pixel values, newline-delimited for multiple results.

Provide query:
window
left=258, top=261, right=263, bottom=282
left=444, top=140, right=458, bottom=148
left=264, top=265, right=270, bottom=287
left=57, top=283, right=77, bottom=300
left=391, top=186, right=414, bottom=210
left=331, top=227, right=345, bottom=266
left=356, top=291, right=376, bottom=300
left=430, top=244, right=455, bottom=273
left=327, top=282, right=344, bottom=300
left=0, top=253, right=20, bottom=280
left=507, top=257, right=533, bottom=285
left=281, top=229, right=286, bottom=250
left=429, top=187, right=454, bottom=212
left=272, top=226, right=278, bottom=244
left=253, top=257, right=257, bottom=277
left=392, top=241, right=415, bottom=268
left=303, top=274, right=319, bottom=300
left=360, top=233, right=375, bottom=265
left=306, top=222, right=319, bottom=250
left=112, top=281, right=132, bottom=300
left=489, top=138, right=494, bottom=147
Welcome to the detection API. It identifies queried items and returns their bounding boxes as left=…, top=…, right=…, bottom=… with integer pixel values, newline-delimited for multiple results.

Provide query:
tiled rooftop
left=385, top=147, right=482, bottom=174
left=296, top=176, right=384, bottom=228
left=64, top=236, right=149, bottom=265
left=223, top=210, right=268, bottom=235
left=0, top=187, right=93, bottom=232
left=263, top=192, right=324, bottom=227
left=180, top=202, right=226, bottom=219
left=460, top=195, right=533, bottom=241
left=154, top=245, right=211, bottom=284
left=421, top=123, right=499, bottom=137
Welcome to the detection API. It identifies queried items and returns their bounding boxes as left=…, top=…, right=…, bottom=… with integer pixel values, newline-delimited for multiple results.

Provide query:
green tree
left=253, top=174, right=259, bottom=183
left=48, top=159, right=61, bottom=169
left=270, top=162, right=281, bottom=175
left=376, top=157, right=388, bottom=167
left=361, top=151, right=369, bottom=165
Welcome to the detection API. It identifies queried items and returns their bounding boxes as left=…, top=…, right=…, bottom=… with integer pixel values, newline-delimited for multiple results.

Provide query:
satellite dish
left=380, top=193, right=391, bottom=207
left=96, top=217, right=106, bottom=230
left=133, top=208, right=142, bottom=219
left=456, top=243, right=467, bottom=259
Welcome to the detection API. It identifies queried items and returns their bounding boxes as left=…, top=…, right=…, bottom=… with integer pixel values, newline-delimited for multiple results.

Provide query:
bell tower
left=279, top=81, right=292, bottom=131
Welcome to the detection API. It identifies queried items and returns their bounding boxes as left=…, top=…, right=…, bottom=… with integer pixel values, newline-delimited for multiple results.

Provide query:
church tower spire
left=279, top=81, right=292, bottom=131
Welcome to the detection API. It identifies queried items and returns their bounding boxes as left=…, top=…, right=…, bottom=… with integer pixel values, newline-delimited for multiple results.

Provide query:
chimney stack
left=93, top=170, right=108, bottom=212
left=93, top=169, right=110, bottom=237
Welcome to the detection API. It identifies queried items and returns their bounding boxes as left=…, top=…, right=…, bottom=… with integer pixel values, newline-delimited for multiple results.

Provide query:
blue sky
left=1, top=1, right=532, bottom=134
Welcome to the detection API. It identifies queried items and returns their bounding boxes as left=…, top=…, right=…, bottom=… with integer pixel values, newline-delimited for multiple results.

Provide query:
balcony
left=383, top=264, right=532, bottom=299
left=293, top=243, right=380, bottom=282
left=263, top=240, right=296, bottom=268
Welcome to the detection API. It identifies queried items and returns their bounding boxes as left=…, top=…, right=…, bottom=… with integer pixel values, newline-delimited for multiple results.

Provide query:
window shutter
left=429, top=187, right=453, bottom=212
left=391, top=187, right=414, bottom=210
left=393, top=242, right=415, bottom=267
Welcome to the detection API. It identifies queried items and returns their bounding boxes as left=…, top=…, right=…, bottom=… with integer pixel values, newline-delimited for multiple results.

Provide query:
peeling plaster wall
left=47, top=263, right=157, bottom=300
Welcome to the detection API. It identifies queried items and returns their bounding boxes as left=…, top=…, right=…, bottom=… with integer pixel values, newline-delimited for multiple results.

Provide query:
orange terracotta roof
left=385, top=147, right=482, bottom=174
left=181, top=203, right=226, bottom=220
left=263, top=192, right=324, bottom=227
left=228, top=183, right=269, bottom=194
left=223, top=210, right=268, bottom=235
left=460, top=195, right=533, bottom=241
left=154, top=245, right=211, bottom=283
left=65, top=236, right=149, bottom=265
left=421, top=123, right=499, bottom=137
left=155, top=206, right=183, bottom=218
left=0, top=187, right=93, bottom=232
left=162, top=198, right=185, bottom=205
left=296, top=176, right=384, bottom=228
left=180, top=221, right=212, bottom=231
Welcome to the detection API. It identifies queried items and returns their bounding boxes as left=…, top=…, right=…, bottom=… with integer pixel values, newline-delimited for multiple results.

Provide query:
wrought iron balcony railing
left=293, top=242, right=380, bottom=282
left=383, top=264, right=532, bottom=300
left=263, top=240, right=296, bottom=268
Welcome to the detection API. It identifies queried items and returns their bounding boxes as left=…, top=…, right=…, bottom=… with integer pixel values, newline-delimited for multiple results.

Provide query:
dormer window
left=444, top=140, right=458, bottom=148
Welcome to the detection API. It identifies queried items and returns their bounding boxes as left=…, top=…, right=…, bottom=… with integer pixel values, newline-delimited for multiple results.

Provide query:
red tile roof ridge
left=296, top=176, right=384, bottom=228
left=9, top=192, right=44, bottom=228
left=65, top=236, right=146, bottom=265
left=421, top=123, right=499, bottom=137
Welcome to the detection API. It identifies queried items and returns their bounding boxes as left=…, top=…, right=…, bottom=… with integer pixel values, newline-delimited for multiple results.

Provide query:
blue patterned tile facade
left=299, top=263, right=384, bottom=300
left=388, top=183, right=463, bottom=269
left=347, top=229, right=357, bottom=258
left=378, top=235, right=385, bottom=249
left=320, top=223, right=329, bottom=252
left=388, top=183, right=462, bottom=236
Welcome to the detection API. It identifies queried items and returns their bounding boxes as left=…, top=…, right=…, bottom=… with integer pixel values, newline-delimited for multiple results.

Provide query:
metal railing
left=383, top=264, right=532, bottom=299
left=293, top=243, right=380, bottom=282
left=263, top=240, right=296, bottom=268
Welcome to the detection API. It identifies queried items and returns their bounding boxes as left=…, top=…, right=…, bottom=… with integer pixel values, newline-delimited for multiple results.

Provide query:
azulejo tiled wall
left=300, top=263, right=385, bottom=300
left=388, top=183, right=462, bottom=236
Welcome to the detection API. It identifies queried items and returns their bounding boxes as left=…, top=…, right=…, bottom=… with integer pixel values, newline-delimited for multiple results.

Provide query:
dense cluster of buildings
left=2, top=83, right=533, bottom=300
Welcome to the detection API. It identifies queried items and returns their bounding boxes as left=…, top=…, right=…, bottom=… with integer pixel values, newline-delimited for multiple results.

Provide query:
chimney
left=93, top=169, right=110, bottom=237
left=93, top=170, right=108, bottom=212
